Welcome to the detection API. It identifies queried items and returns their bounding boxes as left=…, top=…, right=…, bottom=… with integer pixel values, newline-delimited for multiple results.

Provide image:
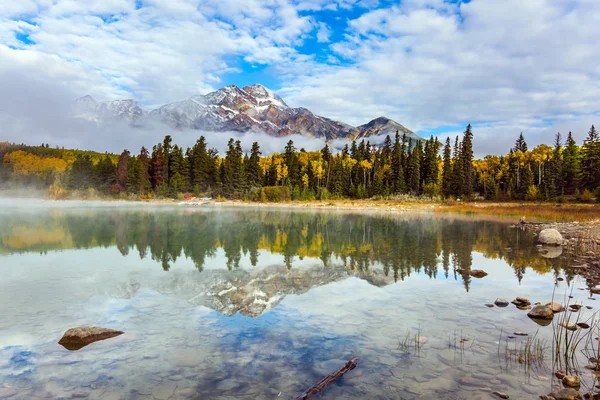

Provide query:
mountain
left=107, top=263, right=395, bottom=318
left=357, top=117, right=414, bottom=139
left=74, top=84, right=422, bottom=142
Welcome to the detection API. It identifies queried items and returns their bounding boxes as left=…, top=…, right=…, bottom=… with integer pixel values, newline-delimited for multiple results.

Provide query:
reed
left=435, top=202, right=600, bottom=222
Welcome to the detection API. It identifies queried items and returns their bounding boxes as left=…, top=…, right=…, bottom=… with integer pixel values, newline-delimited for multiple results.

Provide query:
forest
left=1, top=124, right=600, bottom=202
left=0, top=208, right=570, bottom=291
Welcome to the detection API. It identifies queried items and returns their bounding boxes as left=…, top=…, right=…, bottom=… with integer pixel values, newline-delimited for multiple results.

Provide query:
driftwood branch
left=294, top=358, right=358, bottom=400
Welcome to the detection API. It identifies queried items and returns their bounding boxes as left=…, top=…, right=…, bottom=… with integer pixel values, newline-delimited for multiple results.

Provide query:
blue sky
left=1, top=0, right=599, bottom=154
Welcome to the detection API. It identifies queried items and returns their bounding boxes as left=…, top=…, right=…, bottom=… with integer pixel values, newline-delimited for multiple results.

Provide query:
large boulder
left=527, top=305, right=554, bottom=323
left=58, top=327, right=124, bottom=351
left=538, top=229, right=563, bottom=246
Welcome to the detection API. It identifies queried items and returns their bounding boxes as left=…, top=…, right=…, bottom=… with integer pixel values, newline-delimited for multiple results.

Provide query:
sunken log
left=294, top=358, right=358, bottom=400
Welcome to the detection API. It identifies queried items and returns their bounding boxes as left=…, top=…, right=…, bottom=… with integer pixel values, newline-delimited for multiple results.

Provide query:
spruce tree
left=391, top=132, right=405, bottom=193
left=117, top=149, right=130, bottom=192
left=460, top=124, right=474, bottom=196
left=544, top=133, right=563, bottom=199
left=562, top=132, right=580, bottom=195
left=514, top=133, right=528, bottom=152
left=580, top=125, right=600, bottom=191
left=441, top=137, right=452, bottom=197
left=246, top=142, right=262, bottom=187
left=407, top=140, right=422, bottom=194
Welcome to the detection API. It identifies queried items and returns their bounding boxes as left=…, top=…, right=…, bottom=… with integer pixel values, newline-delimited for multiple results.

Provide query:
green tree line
left=2, top=124, right=600, bottom=201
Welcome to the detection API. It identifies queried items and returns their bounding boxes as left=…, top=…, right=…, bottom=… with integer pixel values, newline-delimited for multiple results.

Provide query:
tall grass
left=436, top=202, right=600, bottom=222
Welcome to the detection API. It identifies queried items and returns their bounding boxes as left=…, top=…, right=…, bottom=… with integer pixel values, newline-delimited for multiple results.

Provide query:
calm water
left=0, top=200, right=595, bottom=399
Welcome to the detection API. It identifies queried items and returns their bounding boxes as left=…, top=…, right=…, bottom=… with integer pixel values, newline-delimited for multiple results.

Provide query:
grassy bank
left=434, top=202, right=600, bottom=223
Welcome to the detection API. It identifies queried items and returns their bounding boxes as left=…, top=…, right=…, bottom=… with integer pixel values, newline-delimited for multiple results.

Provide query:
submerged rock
left=495, top=298, right=509, bottom=307
left=562, top=375, right=581, bottom=388
left=527, top=305, right=554, bottom=325
left=492, top=391, right=509, bottom=399
left=527, top=305, right=554, bottom=320
left=58, top=327, right=124, bottom=351
left=470, top=270, right=488, bottom=278
left=512, top=297, right=532, bottom=310
left=542, top=388, right=582, bottom=400
left=560, top=322, right=578, bottom=331
left=485, top=303, right=495, bottom=308
left=547, top=302, right=565, bottom=313
left=538, top=229, right=563, bottom=246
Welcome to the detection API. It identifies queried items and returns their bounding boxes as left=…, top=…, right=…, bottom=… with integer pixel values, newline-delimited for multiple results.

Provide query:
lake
left=0, top=200, right=595, bottom=399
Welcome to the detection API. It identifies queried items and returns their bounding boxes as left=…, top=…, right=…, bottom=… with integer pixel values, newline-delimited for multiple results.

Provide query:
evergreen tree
left=407, top=140, right=422, bottom=194
left=391, top=132, right=405, bottom=193
left=562, top=132, right=580, bottom=195
left=514, top=133, right=528, bottom=152
left=117, top=149, right=130, bottom=192
left=441, top=137, right=452, bottom=197
left=544, top=133, right=563, bottom=199
left=460, top=124, right=474, bottom=196
left=95, top=155, right=116, bottom=192
left=451, top=136, right=464, bottom=197
left=580, top=125, right=600, bottom=191
left=222, top=139, right=244, bottom=197
left=246, top=142, right=262, bottom=187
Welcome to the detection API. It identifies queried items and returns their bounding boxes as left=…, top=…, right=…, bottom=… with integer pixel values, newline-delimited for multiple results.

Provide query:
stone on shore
left=538, top=229, right=563, bottom=246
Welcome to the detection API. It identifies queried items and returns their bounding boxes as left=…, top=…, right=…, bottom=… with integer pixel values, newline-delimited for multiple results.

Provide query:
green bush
left=595, top=187, right=600, bottom=204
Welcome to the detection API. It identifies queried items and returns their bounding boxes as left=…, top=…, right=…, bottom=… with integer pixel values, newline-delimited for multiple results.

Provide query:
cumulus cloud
left=1, top=0, right=599, bottom=157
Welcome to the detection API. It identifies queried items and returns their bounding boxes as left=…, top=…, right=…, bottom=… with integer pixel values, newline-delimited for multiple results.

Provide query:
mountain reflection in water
left=0, top=203, right=586, bottom=400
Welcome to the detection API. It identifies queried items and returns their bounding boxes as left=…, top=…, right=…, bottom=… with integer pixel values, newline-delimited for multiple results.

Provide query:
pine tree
left=246, top=142, right=262, bottom=187
left=407, top=140, right=422, bottom=194
left=562, top=132, right=580, bottom=195
left=514, top=133, right=528, bottom=152
left=544, top=133, right=563, bottom=199
left=391, top=132, right=405, bottom=193
left=451, top=136, right=464, bottom=197
left=117, top=149, right=130, bottom=192
left=139, top=146, right=151, bottom=194
left=580, top=125, right=600, bottom=191
left=441, top=137, right=452, bottom=197
left=460, top=124, right=474, bottom=196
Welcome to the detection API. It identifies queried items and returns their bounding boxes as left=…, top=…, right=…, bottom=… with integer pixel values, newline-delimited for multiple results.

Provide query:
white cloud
left=1, top=0, right=600, bottom=156
left=316, top=21, right=331, bottom=42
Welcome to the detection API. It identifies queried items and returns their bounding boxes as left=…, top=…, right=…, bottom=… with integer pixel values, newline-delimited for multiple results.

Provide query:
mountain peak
left=72, top=83, right=418, bottom=142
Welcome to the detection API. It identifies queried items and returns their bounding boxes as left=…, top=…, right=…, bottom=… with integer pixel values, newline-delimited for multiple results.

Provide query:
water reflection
left=0, top=205, right=570, bottom=291
left=0, top=203, right=586, bottom=399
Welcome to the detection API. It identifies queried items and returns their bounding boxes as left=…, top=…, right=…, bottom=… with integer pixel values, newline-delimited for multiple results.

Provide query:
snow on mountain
left=73, top=84, right=420, bottom=141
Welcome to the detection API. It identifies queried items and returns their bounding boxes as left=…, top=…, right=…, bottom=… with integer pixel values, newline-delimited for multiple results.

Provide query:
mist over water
left=0, top=201, right=593, bottom=399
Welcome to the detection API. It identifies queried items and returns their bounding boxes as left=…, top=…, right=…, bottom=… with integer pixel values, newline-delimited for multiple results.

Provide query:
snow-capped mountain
left=73, top=84, right=420, bottom=141
left=108, top=262, right=396, bottom=318
left=75, top=95, right=147, bottom=124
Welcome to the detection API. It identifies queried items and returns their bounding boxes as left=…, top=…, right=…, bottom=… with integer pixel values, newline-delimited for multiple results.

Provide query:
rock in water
left=538, top=229, right=563, bottom=246
left=546, top=302, right=565, bottom=313
left=470, top=270, right=488, bottom=278
left=562, top=375, right=581, bottom=388
left=527, top=305, right=554, bottom=325
left=58, top=327, right=124, bottom=351
left=542, top=388, right=582, bottom=400
left=495, top=298, right=509, bottom=307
